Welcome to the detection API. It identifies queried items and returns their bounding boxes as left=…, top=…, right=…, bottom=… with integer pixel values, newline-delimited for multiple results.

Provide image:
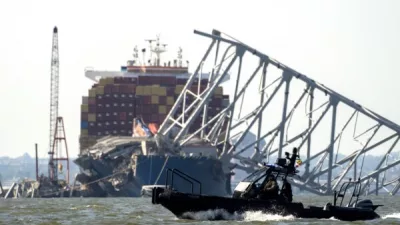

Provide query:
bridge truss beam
left=156, top=29, right=400, bottom=195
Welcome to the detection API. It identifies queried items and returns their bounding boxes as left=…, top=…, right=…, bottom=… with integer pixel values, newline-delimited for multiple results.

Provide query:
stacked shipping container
left=79, top=76, right=229, bottom=152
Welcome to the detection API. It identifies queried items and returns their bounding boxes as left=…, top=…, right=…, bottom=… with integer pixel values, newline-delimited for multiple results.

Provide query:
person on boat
left=280, top=179, right=293, bottom=203
left=258, top=175, right=279, bottom=199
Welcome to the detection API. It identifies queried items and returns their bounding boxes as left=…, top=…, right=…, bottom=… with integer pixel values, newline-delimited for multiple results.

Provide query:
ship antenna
left=148, top=40, right=153, bottom=66
left=177, top=47, right=183, bottom=67
left=145, top=38, right=156, bottom=66
left=133, top=45, right=138, bottom=65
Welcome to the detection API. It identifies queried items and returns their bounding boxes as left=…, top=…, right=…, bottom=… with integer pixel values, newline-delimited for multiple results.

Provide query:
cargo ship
left=74, top=36, right=233, bottom=197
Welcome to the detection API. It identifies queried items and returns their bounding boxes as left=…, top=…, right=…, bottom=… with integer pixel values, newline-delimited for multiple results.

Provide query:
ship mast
left=149, top=35, right=167, bottom=66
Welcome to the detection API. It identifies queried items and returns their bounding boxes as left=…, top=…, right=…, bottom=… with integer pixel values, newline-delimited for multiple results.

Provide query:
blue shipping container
left=81, top=121, right=88, bottom=129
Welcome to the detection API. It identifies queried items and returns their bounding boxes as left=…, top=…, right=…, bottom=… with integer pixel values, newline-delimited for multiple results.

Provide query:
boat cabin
left=232, top=148, right=300, bottom=200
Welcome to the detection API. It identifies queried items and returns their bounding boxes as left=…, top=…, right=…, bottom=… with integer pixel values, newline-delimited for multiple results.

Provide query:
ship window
left=242, top=167, right=269, bottom=182
left=121, top=94, right=126, bottom=97
left=105, top=131, right=110, bottom=135
left=129, top=112, right=133, bottom=116
left=114, top=103, right=118, bottom=106
left=105, top=122, right=110, bottom=125
left=97, top=114, right=102, bottom=117
left=113, top=130, right=117, bottom=134
left=106, top=104, right=110, bottom=107
left=113, top=112, right=117, bottom=116
left=106, top=113, right=110, bottom=116
left=113, top=121, right=117, bottom=125
left=121, top=103, right=125, bottom=107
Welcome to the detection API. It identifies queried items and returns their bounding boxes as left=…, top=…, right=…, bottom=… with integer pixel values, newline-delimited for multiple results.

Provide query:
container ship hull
left=74, top=148, right=231, bottom=197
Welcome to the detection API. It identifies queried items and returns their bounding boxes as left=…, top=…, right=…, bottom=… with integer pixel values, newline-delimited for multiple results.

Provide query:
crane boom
left=48, top=26, right=60, bottom=178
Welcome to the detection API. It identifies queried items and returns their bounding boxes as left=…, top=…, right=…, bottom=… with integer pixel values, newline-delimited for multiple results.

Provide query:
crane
left=48, top=26, right=69, bottom=184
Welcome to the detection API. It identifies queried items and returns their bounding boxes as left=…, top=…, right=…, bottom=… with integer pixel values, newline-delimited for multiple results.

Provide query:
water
left=0, top=196, right=399, bottom=224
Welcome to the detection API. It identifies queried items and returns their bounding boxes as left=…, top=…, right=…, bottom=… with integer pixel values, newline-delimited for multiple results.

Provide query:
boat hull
left=152, top=187, right=380, bottom=221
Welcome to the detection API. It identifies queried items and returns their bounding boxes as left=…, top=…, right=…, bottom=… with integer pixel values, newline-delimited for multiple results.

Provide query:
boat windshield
left=242, top=167, right=269, bottom=182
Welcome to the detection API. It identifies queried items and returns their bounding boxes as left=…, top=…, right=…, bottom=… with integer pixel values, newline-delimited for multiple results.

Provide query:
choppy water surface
left=0, top=195, right=399, bottom=224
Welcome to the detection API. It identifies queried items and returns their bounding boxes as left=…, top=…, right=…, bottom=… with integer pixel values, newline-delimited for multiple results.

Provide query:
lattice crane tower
left=49, top=26, right=59, bottom=164
left=48, top=26, right=70, bottom=183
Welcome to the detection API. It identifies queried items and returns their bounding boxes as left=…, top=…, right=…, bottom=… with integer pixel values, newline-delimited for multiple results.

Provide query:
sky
left=0, top=0, right=400, bottom=158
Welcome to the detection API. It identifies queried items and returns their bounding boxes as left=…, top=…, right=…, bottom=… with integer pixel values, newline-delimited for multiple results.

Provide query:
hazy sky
left=1, top=0, right=399, bottom=158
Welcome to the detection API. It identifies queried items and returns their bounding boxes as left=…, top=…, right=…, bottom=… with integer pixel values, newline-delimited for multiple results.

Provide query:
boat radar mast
left=146, top=35, right=167, bottom=67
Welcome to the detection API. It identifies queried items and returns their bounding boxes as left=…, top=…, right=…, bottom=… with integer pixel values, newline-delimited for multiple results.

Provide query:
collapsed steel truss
left=157, top=29, right=400, bottom=196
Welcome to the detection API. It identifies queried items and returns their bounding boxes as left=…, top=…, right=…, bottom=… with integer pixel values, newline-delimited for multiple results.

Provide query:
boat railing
left=333, top=178, right=361, bottom=207
left=165, top=168, right=202, bottom=195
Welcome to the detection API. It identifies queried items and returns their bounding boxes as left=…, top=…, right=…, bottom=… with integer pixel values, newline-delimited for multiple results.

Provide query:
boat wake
left=181, top=209, right=295, bottom=221
left=382, top=213, right=400, bottom=220
left=180, top=210, right=400, bottom=222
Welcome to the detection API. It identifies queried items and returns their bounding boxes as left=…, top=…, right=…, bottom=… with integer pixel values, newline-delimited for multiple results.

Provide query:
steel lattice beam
left=156, top=29, right=400, bottom=195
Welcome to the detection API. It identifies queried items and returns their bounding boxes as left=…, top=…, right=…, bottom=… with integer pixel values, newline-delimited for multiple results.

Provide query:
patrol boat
left=151, top=148, right=383, bottom=221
